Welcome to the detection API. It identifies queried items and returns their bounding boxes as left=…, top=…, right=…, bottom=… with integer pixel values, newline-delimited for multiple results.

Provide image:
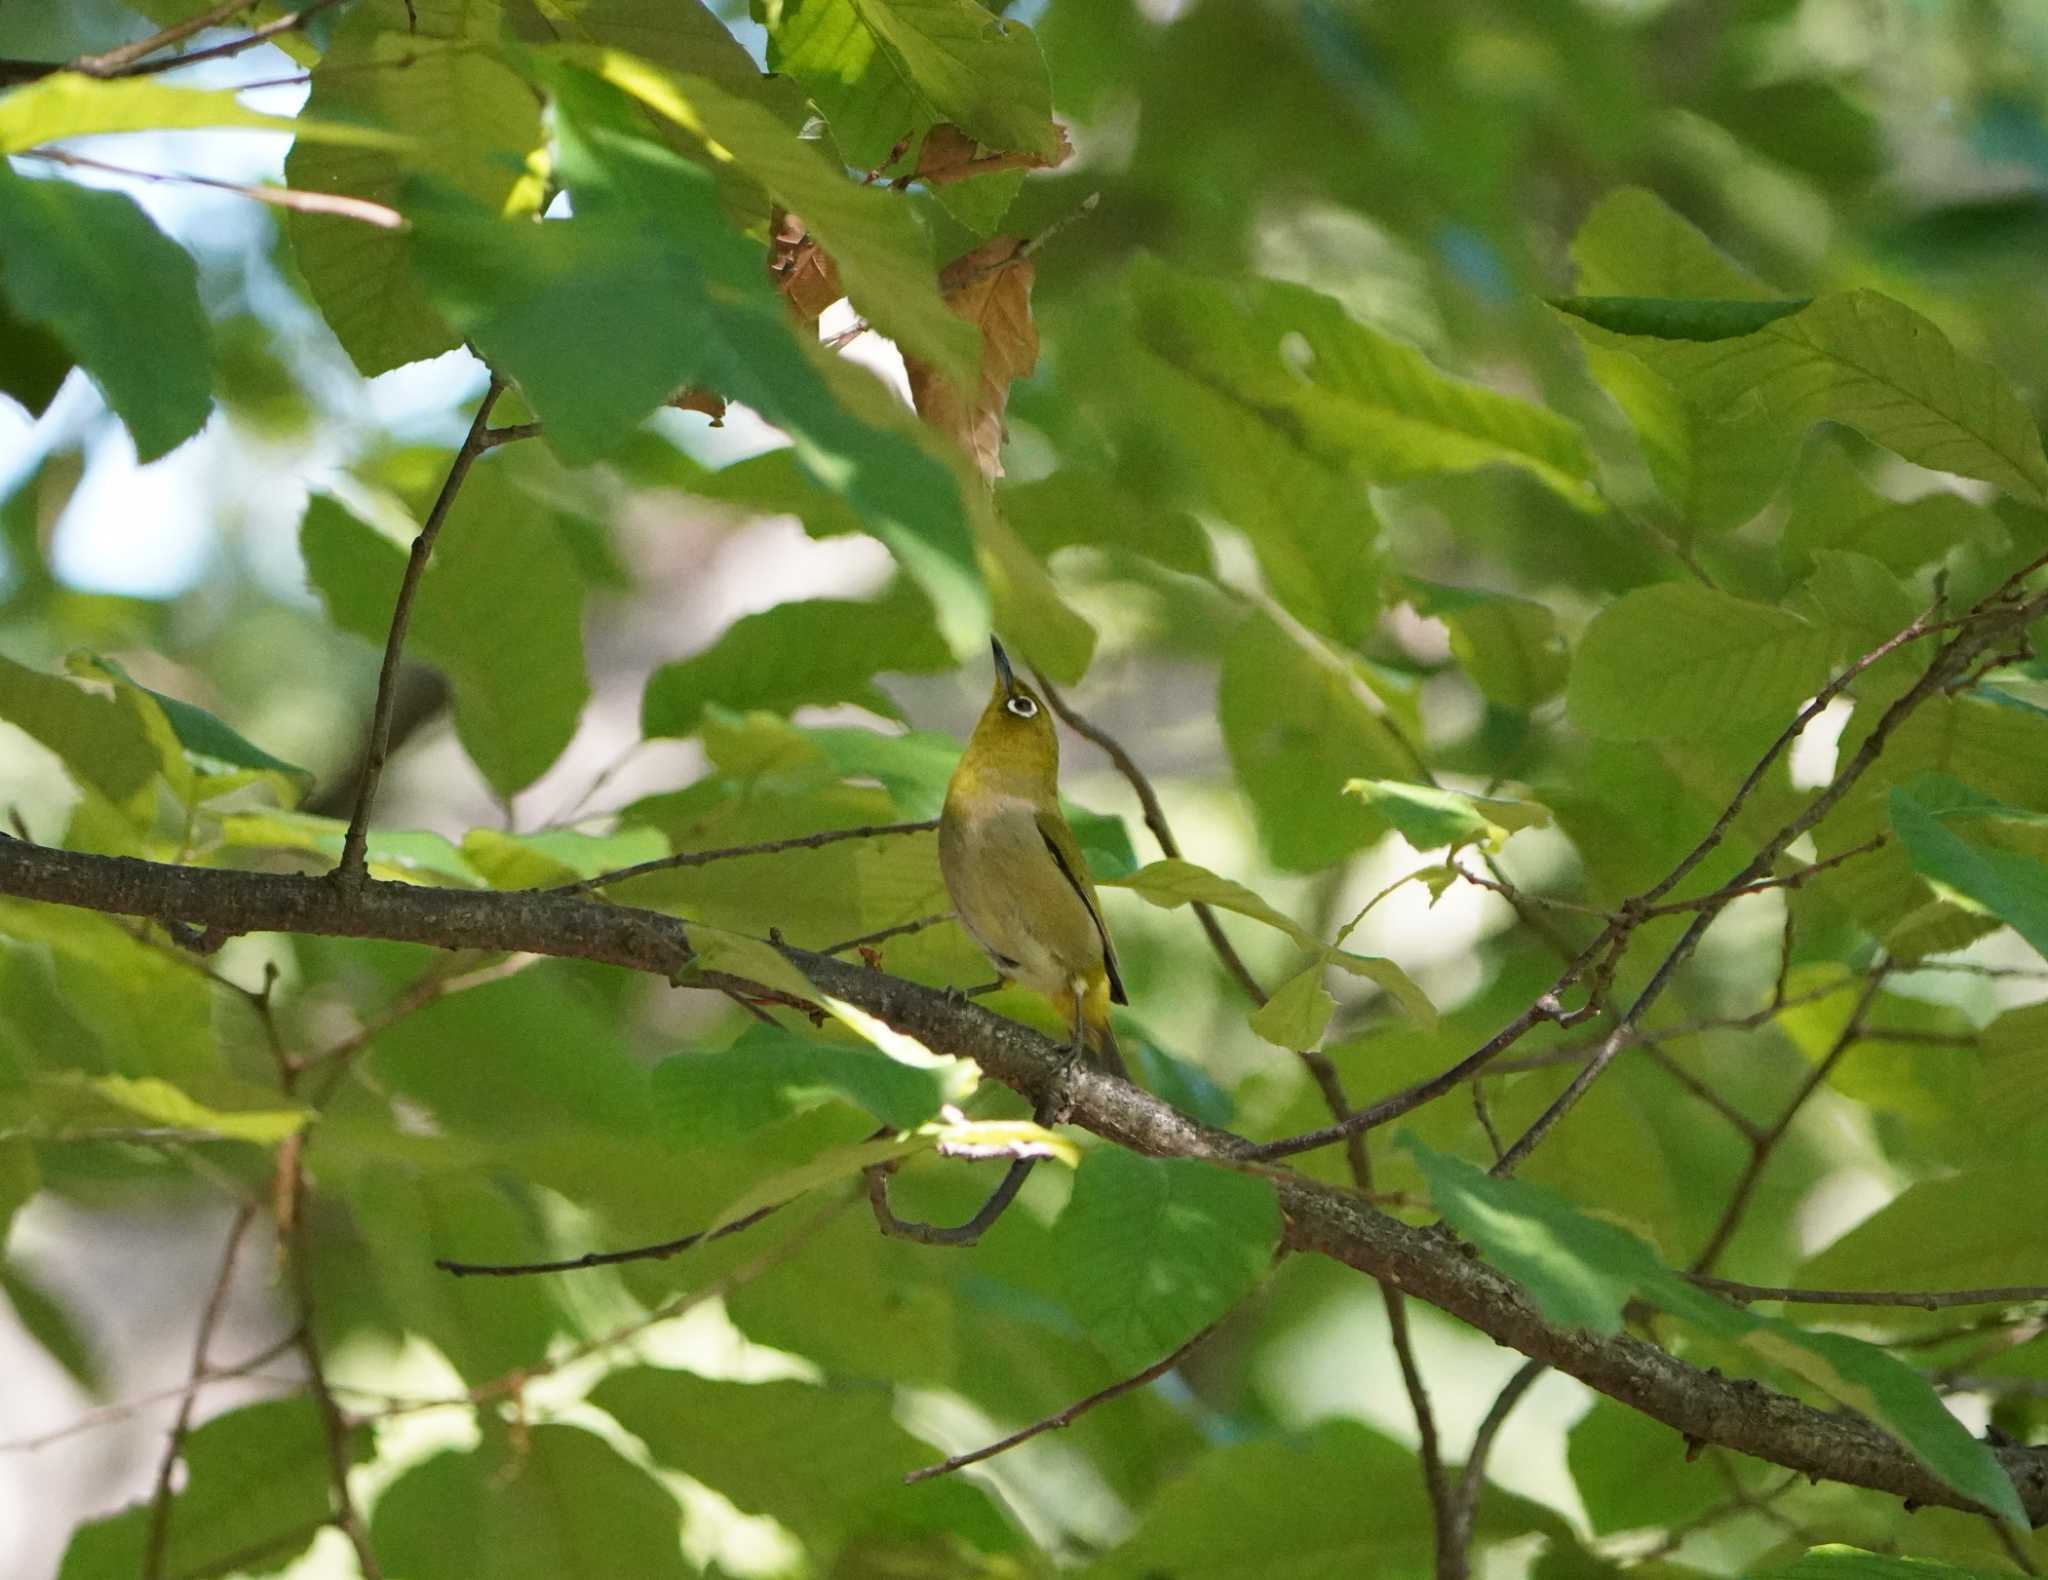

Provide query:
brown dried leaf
left=912, top=122, right=1073, bottom=186
left=904, top=237, right=1037, bottom=481
left=669, top=386, right=727, bottom=425
left=766, top=206, right=843, bottom=324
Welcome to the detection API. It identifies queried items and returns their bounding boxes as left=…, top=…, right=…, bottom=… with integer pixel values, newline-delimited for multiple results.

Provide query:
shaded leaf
left=1246, top=961, right=1337, bottom=1048
left=287, top=19, right=542, bottom=375
left=1052, top=1148, right=1279, bottom=1370
left=372, top=1426, right=693, bottom=1580
left=1408, top=1139, right=2026, bottom=1526
left=1568, top=583, right=1838, bottom=740
left=1217, top=612, right=1410, bottom=870
left=1890, top=777, right=2048, bottom=961
left=642, top=579, right=949, bottom=737
left=576, top=50, right=981, bottom=383
left=593, top=1367, right=1019, bottom=1556
left=0, top=168, right=210, bottom=461
left=1551, top=296, right=1810, bottom=342
left=652, top=1025, right=963, bottom=1142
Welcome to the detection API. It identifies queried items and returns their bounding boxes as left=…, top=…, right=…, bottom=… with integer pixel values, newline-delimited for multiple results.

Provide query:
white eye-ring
left=1005, top=695, right=1039, bottom=719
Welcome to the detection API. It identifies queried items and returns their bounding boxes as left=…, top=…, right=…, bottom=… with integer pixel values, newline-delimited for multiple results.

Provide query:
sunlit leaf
left=0, top=71, right=409, bottom=152
left=1344, top=779, right=1551, bottom=854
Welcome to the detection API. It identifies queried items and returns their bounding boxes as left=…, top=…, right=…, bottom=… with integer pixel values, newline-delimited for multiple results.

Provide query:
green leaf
left=1052, top=1149, right=1279, bottom=1370
left=576, top=50, right=981, bottom=385
left=1563, top=189, right=1795, bottom=530
left=1604, top=291, right=2048, bottom=505
left=460, top=826, right=667, bottom=889
left=410, top=66, right=982, bottom=644
left=1551, top=295, right=1810, bottom=341
left=1, top=1261, right=100, bottom=1392
left=0, top=652, right=161, bottom=808
left=652, top=1023, right=969, bottom=1141
left=0, top=169, right=210, bottom=461
left=1089, top=1418, right=1568, bottom=1579
left=766, top=0, right=1059, bottom=169
left=592, top=1368, right=1018, bottom=1556
left=1570, top=187, right=1778, bottom=301
left=1568, top=583, right=1839, bottom=740
left=1130, top=261, right=1597, bottom=507
left=1407, top=1139, right=2027, bottom=1527
left=0, top=1072, right=307, bottom=1144
left=1217, top=612, right=1412, bottom=871
left=999, top=469, right=1214, bottom=578
left=1797, top=1162, right=2048, bottom=1297
left=372, top=1426, right=694, bottom=1580
left=1980, top=1003, right=2048, bottom=1134
left=55, top=1399, right=348, bottom=1580
left=642, top=580, right=950, bottom=737
left=1890, top=779, right=2048, bottom=960
left=1109, top=856, right=1320, bottom=952
left=286, top=22, right=543, bottom=375
left=88, top=655, right=311, bottom=800
left=1407, top=1136, right=1657, bottom=1334
left=1407, top=580, right=1569, bottom=709
left=1756, top=1548, right=2007, bottom=1580
left=980, top=504, right=1098, bottom=684
left=219, top=808, right=486, bottom=887
left=556, top=0, right=768, bottom=89
left=1345, top=779, right=1551, bottom=854
left=1568, top=1396, right=1727, bottom=1536
left=1246, top=960, right=1337, bottom=1048
left=0, top=292, right=71, bottom=418
left=302, top=469, right=591, bottom=798
left=1781, top=443, right=2007, bottom=576
left=682, top=923, right=820, bottom=1004
left=0, top=71, right=408, bottom=152
left=701, top=1130, right=930, bottom=1236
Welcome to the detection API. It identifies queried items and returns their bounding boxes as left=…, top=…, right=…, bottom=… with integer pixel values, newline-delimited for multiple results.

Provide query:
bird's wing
left=1034, top=807, right=1127, bottom=1005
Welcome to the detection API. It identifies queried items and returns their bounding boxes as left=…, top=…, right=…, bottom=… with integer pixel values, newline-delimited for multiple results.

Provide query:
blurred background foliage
left=4, top=0, right=2048, bottom=1576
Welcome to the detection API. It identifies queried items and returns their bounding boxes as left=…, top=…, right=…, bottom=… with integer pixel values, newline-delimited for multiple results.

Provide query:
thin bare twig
left=1, top=1330, right=302, bottom=1454
left=1031, top=669, right=1266, bottom=1004
left=143, top=1205, right=260, bottom=1580
left=1033, top=667, right=1460, bottom=1567
left=1442, top=1359, right=1547, bottom=1562
left=72, top=0, right=257, bottom=75
left=17, top=147, right=405, bottom=227
left=904, top=1309, right=1233, bottom=1483
left=1638, top=835, right=1888, bottom=917
left=1690, top=970, right=1889, bottom=1275
left=335, top=378, right=505, bottom=885
left=364, top=1197, right=849, bottom=1425
left=93, top=0, right=352, bottom=78
left=821, top=911, right=953, bottom=957
left=435, top=1201, right=787, bottom=1278
left=555, top=819, right=937, bottom=895
left=1687, top=1277, right=2048, bottom=1311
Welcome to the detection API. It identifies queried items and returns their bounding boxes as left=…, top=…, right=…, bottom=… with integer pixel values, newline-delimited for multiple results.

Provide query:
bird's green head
left=956, top=636, right=1060, bottom=797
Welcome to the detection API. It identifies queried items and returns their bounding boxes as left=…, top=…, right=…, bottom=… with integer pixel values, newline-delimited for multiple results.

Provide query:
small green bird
left=939, top=638, right=1130, bottom=1080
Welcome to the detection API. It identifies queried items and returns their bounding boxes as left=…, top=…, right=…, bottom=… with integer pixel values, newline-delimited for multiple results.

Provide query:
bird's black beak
left=990, top=635, right=1017, bottom=693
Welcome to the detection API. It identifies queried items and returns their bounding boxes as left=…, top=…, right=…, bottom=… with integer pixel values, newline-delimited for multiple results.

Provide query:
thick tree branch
left=3, top=833, right=2044, bottom=1523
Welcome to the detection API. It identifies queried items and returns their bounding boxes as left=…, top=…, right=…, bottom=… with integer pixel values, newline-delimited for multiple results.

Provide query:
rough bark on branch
left=2, top=834, right=2042, bottom=1525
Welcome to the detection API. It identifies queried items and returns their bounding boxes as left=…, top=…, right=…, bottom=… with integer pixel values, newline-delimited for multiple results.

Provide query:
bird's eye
left=1005, top=695, right=1039, bottom=719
